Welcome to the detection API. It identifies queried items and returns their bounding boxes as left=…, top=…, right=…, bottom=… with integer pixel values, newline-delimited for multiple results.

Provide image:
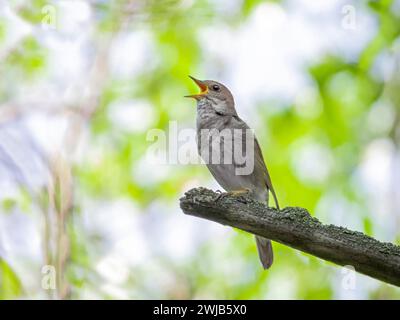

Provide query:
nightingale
left=185, top=76, right=280, bottom=269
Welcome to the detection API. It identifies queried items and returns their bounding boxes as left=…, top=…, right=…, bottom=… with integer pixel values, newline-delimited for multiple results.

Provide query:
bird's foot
left=213, top=190, right=225, bottom=202
left=215, top=189, right=251, bottom=204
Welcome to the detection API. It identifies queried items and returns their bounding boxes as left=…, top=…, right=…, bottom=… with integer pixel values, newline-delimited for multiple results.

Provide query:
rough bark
left=180, top=187, right=400, bottom=287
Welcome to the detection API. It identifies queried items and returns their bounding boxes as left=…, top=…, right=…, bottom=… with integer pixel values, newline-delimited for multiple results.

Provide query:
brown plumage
left=186, top=76, right=279, bottom=269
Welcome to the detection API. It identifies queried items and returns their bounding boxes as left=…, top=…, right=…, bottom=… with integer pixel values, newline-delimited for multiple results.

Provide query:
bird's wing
left=254, top=138, right=280, bottom=210
left=232, top=115, right=280, bottom=209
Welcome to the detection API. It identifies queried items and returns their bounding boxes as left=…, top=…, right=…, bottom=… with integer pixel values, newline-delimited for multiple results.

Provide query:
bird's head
left=185, top=76, right=236, bottom=115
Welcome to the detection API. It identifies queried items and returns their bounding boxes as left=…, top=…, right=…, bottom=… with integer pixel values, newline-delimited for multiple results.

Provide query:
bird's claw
left=214, top=189, right=251, bottom=203
left=213, top=190, right=226, bottom=202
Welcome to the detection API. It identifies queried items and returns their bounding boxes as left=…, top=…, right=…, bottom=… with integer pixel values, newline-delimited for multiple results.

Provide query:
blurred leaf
left=15, top=0, right=49, bottom=25
left=0, top=259, right=23, bottom=299
left=5, top=36, right=47, bottom=78
left=2, top=198, right=16, bottom=214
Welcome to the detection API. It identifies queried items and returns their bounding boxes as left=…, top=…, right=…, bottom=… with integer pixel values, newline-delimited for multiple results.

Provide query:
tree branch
left=180, top=187, right=400, bottom=287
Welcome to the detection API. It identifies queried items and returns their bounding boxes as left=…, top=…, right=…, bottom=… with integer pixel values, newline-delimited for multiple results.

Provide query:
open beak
left=185, top=76, right=208, bottom=100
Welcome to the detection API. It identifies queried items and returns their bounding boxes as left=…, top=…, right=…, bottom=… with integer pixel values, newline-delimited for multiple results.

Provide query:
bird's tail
left=255, top=236, right=273, bottom=269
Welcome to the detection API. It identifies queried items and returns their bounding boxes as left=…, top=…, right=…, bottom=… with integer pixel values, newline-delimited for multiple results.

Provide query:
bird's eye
left=211, top=84, right=220, bottom=91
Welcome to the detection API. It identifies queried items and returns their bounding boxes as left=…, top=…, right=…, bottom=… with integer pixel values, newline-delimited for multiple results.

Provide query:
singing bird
left=185, top=76, right=279, bottom=269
